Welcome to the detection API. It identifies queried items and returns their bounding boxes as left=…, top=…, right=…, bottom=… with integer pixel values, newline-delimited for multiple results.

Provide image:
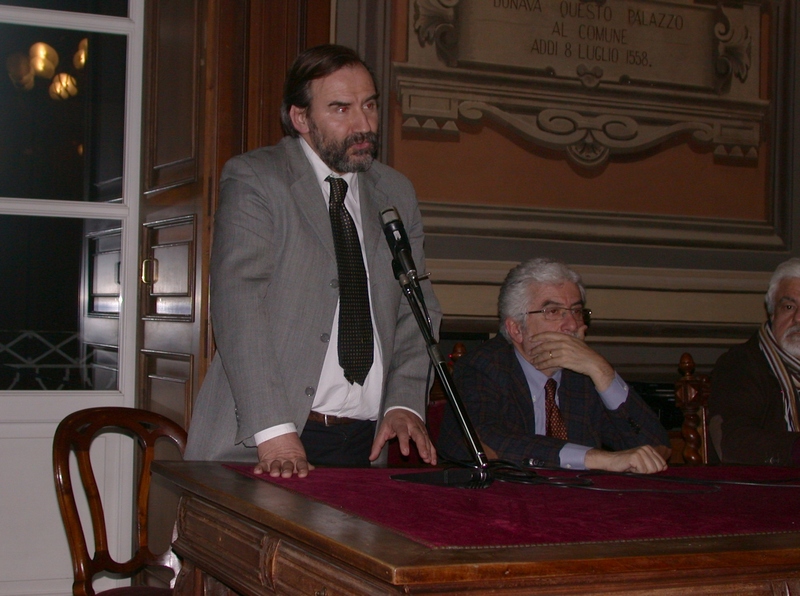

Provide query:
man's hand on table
left=585, top=444, right=668, bottom=474
left=254, top=432, right=314, bottom=478
left=370, top=408, right=438, bottom=466
left=654, top=444, right=673, bottom=462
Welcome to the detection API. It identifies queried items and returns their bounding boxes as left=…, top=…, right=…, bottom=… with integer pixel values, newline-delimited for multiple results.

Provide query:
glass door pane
left=0, top=4, right=142, bottom=592
left=0, top=22, right=126, bottom=201
left=0, top=1, right=127, bottom=17
left=0, top=214, right=120, bottom=390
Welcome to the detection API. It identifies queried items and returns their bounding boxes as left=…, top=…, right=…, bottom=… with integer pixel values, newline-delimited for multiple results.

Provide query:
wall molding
left=421, top=202, right=784, bottom=251
left=398, top=0, right=766, bottom=168
left=427, top=258, right=771, bottom=291
left=402, top=1, right=799, bottom=263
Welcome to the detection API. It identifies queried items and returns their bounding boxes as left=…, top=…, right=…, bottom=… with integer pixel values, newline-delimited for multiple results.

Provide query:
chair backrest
left=673, top=353, right=711, bottom=464
left=53, top=407, right=187, bottom=596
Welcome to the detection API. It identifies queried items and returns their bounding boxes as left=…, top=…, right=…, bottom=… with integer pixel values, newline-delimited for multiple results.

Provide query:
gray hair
left=498, top=258, right=586, bottom=340
left=766, top=258, right=800, bottom=316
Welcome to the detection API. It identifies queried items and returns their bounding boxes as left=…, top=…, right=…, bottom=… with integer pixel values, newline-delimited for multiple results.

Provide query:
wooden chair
left=53, top=407, right=187, bottom=596
left=673, top=353, right=711, bottom=465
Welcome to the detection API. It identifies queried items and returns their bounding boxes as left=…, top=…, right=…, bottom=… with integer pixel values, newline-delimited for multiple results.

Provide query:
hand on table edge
left=254, top=432, right=315, bottom=478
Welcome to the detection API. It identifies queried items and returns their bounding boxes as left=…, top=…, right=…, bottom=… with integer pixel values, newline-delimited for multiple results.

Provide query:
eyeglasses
left=524, top=306, right=591, bottom=322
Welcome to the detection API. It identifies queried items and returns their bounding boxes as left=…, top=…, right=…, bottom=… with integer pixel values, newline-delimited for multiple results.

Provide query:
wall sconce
left=29, top=42, right=58, bottom=79
left=49, top=72, right=78, bottom=100
left=73, top=38, right=87, bottom=71
left=6, top=39, right=87, bottom=100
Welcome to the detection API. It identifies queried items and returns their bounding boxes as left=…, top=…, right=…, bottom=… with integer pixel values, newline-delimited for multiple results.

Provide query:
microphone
left=380, top=207, right=418, bottom=285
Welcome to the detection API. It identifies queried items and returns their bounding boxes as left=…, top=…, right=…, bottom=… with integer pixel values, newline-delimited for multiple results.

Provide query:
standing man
left=185, top=45, right=442, bottom=477
left=709, top=258, right=800, bottom=466
left=438, top=258, right=670, bottom=473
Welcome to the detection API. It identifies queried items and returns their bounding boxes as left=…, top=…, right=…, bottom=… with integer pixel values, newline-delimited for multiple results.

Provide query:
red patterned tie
left=327, top=176, right=373, bottom=385
left=545, top=378, right=568, bottom=440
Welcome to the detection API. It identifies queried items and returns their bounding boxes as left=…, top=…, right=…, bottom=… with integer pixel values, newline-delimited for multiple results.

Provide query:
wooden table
left=153, top=462, right=800, bottom=594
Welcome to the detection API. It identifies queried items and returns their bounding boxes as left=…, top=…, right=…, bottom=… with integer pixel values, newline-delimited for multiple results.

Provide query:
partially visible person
left=437, top=258, right=671, bottom=474
left=184, top=44, right=442, bottom=477
left=709, top=258, right=800, bottom=466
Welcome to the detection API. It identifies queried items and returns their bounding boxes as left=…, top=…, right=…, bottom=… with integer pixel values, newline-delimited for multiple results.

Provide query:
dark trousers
left=301, top=419, right=376, bottom=467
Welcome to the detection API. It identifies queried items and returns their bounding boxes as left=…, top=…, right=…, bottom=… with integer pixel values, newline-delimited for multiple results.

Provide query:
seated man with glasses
left=438, top=258, right=671, bottom=474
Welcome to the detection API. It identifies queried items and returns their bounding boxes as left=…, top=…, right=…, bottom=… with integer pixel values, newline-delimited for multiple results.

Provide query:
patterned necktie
left=327, top=175, right=373, bottom=385
left=544, top=378, right=568, bottom=440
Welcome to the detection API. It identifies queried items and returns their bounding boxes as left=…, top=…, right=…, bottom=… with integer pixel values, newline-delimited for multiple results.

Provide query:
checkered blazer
left=437, top=335, right=670, bottom=468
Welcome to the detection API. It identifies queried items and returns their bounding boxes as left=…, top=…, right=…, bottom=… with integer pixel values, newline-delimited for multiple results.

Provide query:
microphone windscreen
left=380, top=207, right=400, bottom=226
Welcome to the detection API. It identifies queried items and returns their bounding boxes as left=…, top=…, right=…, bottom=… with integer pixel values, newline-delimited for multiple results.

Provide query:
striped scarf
left=758, top=322, right=800, bottom=432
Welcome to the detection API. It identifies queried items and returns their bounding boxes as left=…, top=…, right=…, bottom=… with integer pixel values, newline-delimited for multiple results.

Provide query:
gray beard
left=779, top=327, right=800, bottom=359
left=308, top=119, right=378, bottom=173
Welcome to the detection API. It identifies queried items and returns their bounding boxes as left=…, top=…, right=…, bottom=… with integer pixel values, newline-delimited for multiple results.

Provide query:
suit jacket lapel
left=357, top=168, right=390, bottom=261
left=557, top=370, right=579, bottom=436
left=357, top=168, right=393, bottom=345
left=505, top=343, right=537, bottom=428
left=284, top=138, right=337, bottom=260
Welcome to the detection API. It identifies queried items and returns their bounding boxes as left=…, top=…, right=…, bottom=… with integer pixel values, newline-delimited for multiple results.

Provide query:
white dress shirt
left=254, top=138, right=386, bottom=445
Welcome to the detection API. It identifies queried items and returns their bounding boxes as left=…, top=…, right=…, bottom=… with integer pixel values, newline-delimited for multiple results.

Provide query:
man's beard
left=308, top=117, right=378, bottom=173
left=778, top=325, right=800, bottom=359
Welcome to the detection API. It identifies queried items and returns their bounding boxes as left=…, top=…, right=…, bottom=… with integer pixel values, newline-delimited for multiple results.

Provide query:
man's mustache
left=782, top=325, right=800, bottom=341
left=346, top=132, right=378, bottom=151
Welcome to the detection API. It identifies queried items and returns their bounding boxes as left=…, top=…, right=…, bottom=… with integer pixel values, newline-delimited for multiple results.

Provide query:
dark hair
left=280, top=44, right=377, bottom=137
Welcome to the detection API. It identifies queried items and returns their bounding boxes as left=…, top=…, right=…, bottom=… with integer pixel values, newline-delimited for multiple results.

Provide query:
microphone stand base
left=391, top=467, right=493, bottom=489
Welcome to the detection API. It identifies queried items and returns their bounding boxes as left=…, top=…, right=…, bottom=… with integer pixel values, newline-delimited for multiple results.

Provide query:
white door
left=0, top=3, right=145, bottom=595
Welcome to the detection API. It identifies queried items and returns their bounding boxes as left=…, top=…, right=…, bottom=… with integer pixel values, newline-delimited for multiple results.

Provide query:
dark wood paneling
left=86, top=229, right=122, bottom=317
left=143, top=0, right=200, bottom=191
left=140, top=348, right=193, bottom=426
left=141, top=215, right=196, bottom=322
left=209, top=0, right=248, bottom=178
left=246, top=0, right=332, bottom=150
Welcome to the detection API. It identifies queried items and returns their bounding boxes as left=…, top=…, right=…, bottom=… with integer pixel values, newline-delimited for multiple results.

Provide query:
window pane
left=0, top=23, right=126, bottom=201
left=0, top=1, right=127, bottom=17
left=0, top=214, right=120, bottom=390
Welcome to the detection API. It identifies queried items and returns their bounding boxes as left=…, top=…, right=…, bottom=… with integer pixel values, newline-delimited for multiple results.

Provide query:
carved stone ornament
left=396, top=0, right=766, bottom=167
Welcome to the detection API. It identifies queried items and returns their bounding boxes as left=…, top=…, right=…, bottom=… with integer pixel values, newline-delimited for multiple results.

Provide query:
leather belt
left=307, top=411, right=362, bottom=426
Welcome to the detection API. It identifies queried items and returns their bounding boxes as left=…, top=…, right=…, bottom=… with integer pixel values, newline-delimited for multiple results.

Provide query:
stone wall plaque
left=396, top=0, right=767, bottom=167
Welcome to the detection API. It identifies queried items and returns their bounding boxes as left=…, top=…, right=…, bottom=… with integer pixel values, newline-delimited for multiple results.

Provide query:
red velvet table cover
left=226, top=464, right=800, bottom=549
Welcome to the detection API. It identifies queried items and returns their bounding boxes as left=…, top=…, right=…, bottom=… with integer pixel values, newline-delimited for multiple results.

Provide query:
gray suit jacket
left=185, top=137, right=442, bottom=461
